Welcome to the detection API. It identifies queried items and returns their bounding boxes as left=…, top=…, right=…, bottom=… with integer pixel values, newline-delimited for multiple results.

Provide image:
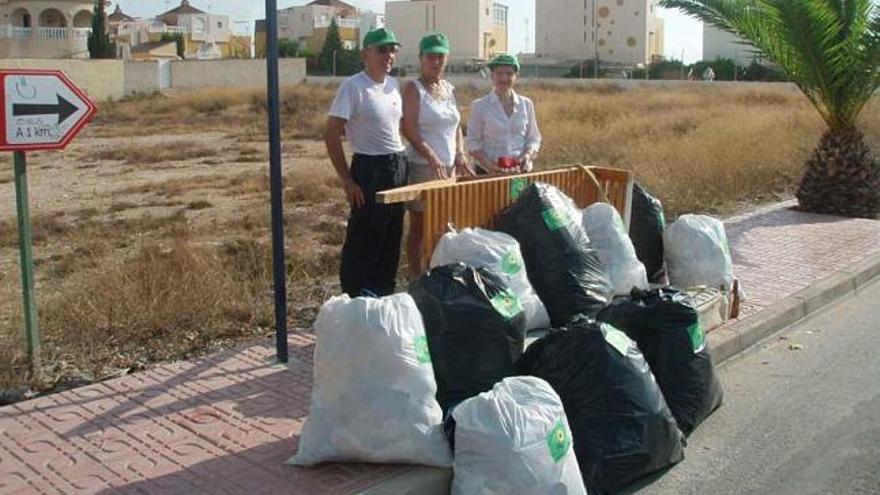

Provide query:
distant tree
left=662, top=0, right=880, bottom=218
left=279, top=38, right=300, bottom=58
left=744, top=61, right=788, bottom=82
left=336, top=48, right=362, bottom=76
left=87, top=0, right=116, bottom=59
left=318, top=18, right=344, bottom=74
left=160, top=32, right=185, bottom=58
left=649, top=59, right=688, bottom=79
left=688, top=58, right=744, bottom=81
left=564, top=60, right=606, bottom=79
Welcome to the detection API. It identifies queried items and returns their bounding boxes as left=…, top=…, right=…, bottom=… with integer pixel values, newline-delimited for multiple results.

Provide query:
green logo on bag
left=500, top=249, right=523, bottom=275
left=489, top=289, right=524, bottom=320
left=510, top=178, right=528, bottom=200
left=687, top=322, right=705, bottom=353
left=542, top=207, right=570, bottom=231
left=415, top=335, right=432, bottom=364
left=601, top=323, right=632, bottom=356
left=547, top=419, right=571, bottom=463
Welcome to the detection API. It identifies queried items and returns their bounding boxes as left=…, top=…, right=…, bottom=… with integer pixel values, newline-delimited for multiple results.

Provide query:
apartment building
left=0, top=0, right=94, bottom=58
left=703, top=26, right=759, bottom=66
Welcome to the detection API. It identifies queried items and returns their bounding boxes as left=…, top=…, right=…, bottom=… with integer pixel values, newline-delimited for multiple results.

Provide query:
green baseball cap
left=420, top=33, right=450, bottom=55
left=363, top=28, right=400, bottom=48
left=488, top=53, right=520, bottom=72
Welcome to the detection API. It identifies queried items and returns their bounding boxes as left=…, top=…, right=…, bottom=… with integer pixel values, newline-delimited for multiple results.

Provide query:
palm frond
left=661, top=0, right=879, bottom=131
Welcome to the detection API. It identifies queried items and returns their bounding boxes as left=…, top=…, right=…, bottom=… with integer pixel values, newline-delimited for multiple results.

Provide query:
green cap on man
left=487, top=53, right=520, bottom=72
left=420, top=33, right=450, bottom=55
left=363, top=27, right=400, bottom=48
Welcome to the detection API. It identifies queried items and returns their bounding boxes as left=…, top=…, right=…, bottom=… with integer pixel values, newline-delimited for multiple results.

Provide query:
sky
left=114, top=0, right=704, bottom=62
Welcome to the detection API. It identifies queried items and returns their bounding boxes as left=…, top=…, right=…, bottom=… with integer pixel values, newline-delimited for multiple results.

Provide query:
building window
left=493, top=6, right=507, bottom=24
left=217, top=21, right=223, bottom=29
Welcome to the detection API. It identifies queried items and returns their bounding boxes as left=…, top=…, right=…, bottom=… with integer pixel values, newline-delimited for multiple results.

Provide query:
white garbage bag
left=431, top=228, right=551, bottom=330
left=582, top=203, right=649, bottom=295
left=289, top=293, right=452, bottom=467
left=451, top=376, right=588, bottom=495
left=664, top=214, right=734, bottom=293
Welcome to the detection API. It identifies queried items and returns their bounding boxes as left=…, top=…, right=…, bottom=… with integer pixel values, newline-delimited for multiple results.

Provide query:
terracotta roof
left=157, top=0, right=206, bottom=25
left=306, top=0, right=357, bottom=10
left=108, top=5, right=134, bottom=22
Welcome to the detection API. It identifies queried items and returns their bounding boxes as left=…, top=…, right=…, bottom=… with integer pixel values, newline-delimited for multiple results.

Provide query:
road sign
left=0, top=69, right=97, bottom=152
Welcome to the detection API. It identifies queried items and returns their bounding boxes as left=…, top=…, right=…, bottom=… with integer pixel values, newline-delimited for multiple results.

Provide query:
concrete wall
left=0, top=58, right=125, bottom=100
left=169, top=58, right=306, bottom=90
left=123, top=61, right=161, bottom=96
left=306, top=74, right=799, bottom=92
left=0, top=58, right=308, bottom=100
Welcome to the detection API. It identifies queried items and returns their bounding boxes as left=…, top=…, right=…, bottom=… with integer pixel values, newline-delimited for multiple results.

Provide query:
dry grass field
left=0, top=81, right=877, bottom=401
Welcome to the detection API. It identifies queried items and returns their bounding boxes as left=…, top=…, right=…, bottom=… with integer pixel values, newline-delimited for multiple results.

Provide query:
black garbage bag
left=498, top=182, right=612, bottom=326
left=598, top=287, right=724, bottom=436
left=629, top=183, right=667, bottom=284
left=517, top=319, right=684, bottom=494
left=409, top=263, right=526, bottom=416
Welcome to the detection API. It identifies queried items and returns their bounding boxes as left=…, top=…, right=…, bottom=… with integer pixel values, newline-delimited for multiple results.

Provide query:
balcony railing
left=146, top=24, right=190, bottom=35
left=0, top=25, right=92, bottom=40
left=314, top=17, right=360, bottom=29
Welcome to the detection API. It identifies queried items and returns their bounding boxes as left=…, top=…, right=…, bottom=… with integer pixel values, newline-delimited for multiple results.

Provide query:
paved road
left=634, top=280, right=880, bottom=495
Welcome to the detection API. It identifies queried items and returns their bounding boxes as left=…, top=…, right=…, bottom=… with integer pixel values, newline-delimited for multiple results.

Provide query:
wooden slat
left=377, top=178, right=456, bottom=204
left=379, top=165, right=632, bottom=262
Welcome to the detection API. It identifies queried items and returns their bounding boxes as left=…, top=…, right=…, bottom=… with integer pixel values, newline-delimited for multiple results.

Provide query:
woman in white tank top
left=402, top=32, right=474, bottom=277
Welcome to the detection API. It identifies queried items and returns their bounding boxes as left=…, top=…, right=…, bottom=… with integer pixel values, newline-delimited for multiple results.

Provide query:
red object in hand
left=497, top=156, right=518, bottom=170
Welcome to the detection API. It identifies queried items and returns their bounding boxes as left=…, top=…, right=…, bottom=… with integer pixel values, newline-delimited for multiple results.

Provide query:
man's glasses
left=375, top=45, right=399, bottom=54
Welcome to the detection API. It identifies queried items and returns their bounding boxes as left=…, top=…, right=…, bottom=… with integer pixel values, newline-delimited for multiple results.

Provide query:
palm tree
left=661, top=0, right=879, bottom=218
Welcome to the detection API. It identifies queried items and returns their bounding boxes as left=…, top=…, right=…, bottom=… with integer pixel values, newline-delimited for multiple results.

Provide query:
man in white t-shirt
left=325, top=28, right=408, bottom=297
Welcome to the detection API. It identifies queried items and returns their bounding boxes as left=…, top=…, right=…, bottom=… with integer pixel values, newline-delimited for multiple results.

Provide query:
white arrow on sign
left=1, top=70, right=97, bottom=152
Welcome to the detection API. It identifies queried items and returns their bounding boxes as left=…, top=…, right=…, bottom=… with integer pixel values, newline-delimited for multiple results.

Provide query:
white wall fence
left=0, top=58, right=308, bottom=101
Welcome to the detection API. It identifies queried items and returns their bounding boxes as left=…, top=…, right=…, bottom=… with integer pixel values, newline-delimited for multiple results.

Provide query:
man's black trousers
left=340, top=153, right=408, bottom=298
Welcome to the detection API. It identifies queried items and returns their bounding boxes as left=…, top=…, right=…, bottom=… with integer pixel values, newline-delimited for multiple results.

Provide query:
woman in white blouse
left=466, top=53, right=542, bottom=174
left=402, top=32, right=474, bottom=276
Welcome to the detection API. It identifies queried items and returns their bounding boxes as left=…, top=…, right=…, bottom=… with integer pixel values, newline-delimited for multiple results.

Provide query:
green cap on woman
left=487, top=53, right=520, bottom=72
left=420, top=33, right=450, bottom=55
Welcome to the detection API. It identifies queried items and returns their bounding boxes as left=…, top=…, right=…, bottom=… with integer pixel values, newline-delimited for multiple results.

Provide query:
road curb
left=709, top=250, right=880, bottom=365
left=360, top=250, right=880, bottom=495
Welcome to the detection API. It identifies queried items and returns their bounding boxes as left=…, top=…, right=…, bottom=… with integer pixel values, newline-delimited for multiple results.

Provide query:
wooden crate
left=378, top=165, right=634, bottom=264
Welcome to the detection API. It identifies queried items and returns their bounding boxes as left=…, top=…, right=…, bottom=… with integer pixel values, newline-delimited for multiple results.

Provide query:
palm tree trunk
left=796, top=129, right=880, bottom=219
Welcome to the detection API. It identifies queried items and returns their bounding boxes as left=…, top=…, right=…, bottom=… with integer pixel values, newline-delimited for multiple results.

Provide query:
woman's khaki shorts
left=407, top=160, right=454, bottom=212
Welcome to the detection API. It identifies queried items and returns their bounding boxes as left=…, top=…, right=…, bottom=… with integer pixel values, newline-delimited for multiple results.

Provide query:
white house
left=0, top=0, right=94, bottom=58
left=385, top=0, right=508, bottom=68
left=535, top=0, right=665, bottom=66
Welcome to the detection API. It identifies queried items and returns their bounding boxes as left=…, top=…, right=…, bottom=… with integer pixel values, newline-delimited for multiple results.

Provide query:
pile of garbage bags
left=518, top=319, right=685, bottom=493
left=294, top=181, right=738, bottom=493
left=498, top=182, right=612, bottom=325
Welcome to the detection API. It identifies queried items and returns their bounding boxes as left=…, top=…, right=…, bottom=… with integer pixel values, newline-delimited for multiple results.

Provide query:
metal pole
left=592, top=0, right=599, bottom=78
left=13, top=151, right=40, bottom=371
left=265, top=0, right=289, bottom=363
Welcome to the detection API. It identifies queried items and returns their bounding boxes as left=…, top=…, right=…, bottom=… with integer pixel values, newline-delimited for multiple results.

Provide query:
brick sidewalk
left=2, top=202, right=879, bottom=495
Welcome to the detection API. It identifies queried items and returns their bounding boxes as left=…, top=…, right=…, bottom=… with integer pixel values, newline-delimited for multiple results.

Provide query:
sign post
left=1, top=69, right=96, bottom=369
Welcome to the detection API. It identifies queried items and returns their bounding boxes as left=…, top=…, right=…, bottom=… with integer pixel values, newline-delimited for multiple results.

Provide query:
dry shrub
left=36, top=241, right=273, bottom=378
left=88, top=140, right=219, bottom=164
left=285, top=163, right=341, bottom=204
left=518, top=84, right=826, bottom=215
